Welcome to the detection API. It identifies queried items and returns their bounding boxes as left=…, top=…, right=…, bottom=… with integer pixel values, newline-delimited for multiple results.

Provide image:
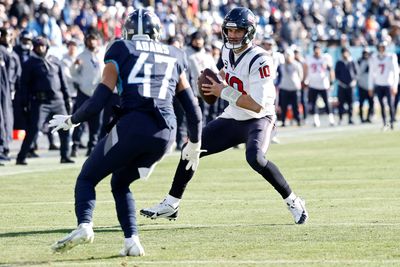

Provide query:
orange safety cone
left=13, top=130, right=26, bottom=140
left=286, top=106, right=293, bottom=120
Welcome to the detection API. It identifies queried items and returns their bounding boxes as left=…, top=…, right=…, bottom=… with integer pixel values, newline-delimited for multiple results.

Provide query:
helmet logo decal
left=138, top=8, right=143, bottom=35
left=226, top=22, right=237, bottom=28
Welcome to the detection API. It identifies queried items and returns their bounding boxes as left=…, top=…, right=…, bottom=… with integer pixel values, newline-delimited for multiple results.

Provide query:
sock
left=284, top=192, right=297, bottom=205
left=165, top=194, right=180, bottom=209
left=329, top=113, right=335, bottom=124
left=125, top=235, right=140, bottom=247
left=78, top=222, right=93, bottom=228
left=261, top=161, right=292, bottom=199
left=313, top=114, right=320, bottom=126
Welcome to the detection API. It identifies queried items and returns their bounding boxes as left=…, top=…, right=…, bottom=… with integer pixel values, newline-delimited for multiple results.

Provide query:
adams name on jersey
left=104, top=37, right=187, bottom=128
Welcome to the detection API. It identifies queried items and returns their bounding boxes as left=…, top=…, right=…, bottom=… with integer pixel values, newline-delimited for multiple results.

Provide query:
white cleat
left=140, top=199, right=179, bottom=220
left=271, top=136, right=280, bottom=144
left=287, top=197, right=308, bottom=224
left=51, top=223, right=94, bottom=253
left=119, top=236, right=145, bottom=257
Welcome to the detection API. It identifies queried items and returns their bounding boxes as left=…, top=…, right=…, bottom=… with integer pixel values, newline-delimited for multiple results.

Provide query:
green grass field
left=1, top=126, right=400, bottom=266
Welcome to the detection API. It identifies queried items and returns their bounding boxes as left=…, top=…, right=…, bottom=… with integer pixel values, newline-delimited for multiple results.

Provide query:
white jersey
left=271, top=51, right=285, bottom=72
left=306, top=54, right=333, bottom=90
left=368, top=53, right=399, bottom=88
left=219, top=45, right=276, bottom=121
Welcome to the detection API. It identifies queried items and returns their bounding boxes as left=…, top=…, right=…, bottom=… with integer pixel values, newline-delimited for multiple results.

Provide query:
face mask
left=191, top=45, right=202, bottom=52
left=21, top=43, right=32, bottom=50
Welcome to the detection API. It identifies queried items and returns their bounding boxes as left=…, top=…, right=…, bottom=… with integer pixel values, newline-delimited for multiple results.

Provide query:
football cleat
left=140, top=199, right=179, bottom=220
left=119, top=236, right=145, bottom=257
left=287, top=197, right=308, bottom=224
left=51, top=223, right=94, bottom=253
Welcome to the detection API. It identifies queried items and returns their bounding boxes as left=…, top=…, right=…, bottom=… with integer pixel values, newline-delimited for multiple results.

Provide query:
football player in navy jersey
left=141, top=7, right=308, bottom=225
left=50, top=9, right=202, bottom=256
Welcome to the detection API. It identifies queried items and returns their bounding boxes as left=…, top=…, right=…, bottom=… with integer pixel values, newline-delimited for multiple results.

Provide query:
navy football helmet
left=123, top=8, right=161, bottom=41
left=222, top=7, right=256, bottom=50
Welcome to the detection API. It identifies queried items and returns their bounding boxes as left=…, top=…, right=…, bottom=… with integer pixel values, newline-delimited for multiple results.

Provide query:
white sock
left=329, top=113, right=335, bottom=124
left=284, top=192, right=297, bottom=205
left=79, top=222, right=93, bottom=228
left=165, top=194, right=180, bottom=209
left=125, top=235, right=140, bottom=247
left=313, top=114, right=320, bottom=127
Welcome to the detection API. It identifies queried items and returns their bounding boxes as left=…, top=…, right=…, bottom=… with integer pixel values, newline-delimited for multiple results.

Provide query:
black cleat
left=60, top=157, right=75, bottom=164
left=16, top=159, right=28, bottom=165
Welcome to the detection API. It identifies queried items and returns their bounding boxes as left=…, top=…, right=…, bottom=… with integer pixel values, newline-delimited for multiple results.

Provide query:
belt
left=32, top=92, right=48, bottom=101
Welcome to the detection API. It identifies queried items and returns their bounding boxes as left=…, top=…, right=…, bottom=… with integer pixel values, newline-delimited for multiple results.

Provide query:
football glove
left=49, top=115, right=79, bottom=134
left=181, top=141, right=206, bottom=171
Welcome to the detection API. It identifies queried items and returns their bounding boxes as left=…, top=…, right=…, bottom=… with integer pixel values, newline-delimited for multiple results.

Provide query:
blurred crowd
left=0, top=0, right=400, bottom=50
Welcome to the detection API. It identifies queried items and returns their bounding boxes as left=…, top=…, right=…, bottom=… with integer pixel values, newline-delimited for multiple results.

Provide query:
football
left=197, top=68, right=221, bottom=105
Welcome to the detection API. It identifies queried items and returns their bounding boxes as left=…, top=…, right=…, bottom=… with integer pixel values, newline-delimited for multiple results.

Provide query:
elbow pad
left=71, top=83, right=113, bottom=124
left=176, top=88, right=202, bottom=143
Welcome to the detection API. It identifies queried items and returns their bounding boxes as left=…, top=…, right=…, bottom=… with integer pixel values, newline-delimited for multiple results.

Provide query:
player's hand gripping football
left=181, top=141, right=206, bottom=171
left=49, top=115, right=79, bottom=134
left=201, top=74, right=226, bottom=97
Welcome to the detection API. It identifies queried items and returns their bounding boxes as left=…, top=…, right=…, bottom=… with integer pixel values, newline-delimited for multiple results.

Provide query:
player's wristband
left=220, top=86, right=242, bottom=104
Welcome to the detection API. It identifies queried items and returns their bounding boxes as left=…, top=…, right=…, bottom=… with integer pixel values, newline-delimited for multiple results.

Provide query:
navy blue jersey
left=104, top=38, right=187, bottom=127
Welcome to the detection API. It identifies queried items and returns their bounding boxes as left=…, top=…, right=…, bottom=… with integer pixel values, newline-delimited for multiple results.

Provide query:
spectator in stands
left=61, top=39, right=79, bottom=98
left=293, top=45, right=308, bottom=120
left=16, top=36, right=73, bottom=165
left=71, top=32, right=103, bottom=157
left=27, top=4, right=63, bottom=47
left=0, top=30, right=11, bottom=163
left=0, top=27, right=20, bottom=158
left=186, top=31, right=219, bottom=126
left=356, top=47, right=374, bottom=123
left=277, top=49, right=303, bottom=127
left=335, top=47, right=357, bottom=125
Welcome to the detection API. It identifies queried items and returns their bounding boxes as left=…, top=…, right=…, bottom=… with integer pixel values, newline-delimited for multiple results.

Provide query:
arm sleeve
left=175, top=88, right=202, bottom=143
left=71, top=83, right=113, bottom=124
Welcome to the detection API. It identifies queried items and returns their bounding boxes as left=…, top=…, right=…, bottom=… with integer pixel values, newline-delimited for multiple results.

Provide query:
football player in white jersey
left=305, top=44, right=335, bottom=127
left=141, top=7, right=308, bottom=225
left=368, top=41, right=399, bottom=130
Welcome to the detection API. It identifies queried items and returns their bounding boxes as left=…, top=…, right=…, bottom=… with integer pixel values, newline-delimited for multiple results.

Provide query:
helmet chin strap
left=225, top=41, right=250, bottom=53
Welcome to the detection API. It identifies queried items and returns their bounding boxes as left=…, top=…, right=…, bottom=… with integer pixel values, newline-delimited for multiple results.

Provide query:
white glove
left=181, top=141, right=206, bottom=171
left=49, top=115, right=79, bottom=134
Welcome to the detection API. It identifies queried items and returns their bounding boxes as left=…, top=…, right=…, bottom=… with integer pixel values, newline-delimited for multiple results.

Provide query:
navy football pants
left=169, top=116, right=292, bottom=200
left=375, top=85, right=394, bottom=125
left=17, top=100, right=70, bottom=160
left=74, top=111, right=174, bottom=237
left=308, top=87, right=331, bottom=114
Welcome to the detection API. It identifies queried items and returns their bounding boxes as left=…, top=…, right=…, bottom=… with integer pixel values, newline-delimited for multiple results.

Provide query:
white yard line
left=0, top=196, right=398, bottom=207
left=1, top=222, right=399, bottom=231
left=33, top=259, right=400, bottom=266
